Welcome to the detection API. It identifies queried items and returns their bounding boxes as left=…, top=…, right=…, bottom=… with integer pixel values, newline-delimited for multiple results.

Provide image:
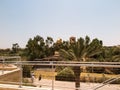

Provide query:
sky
left=0, top=0, right=120, bottom=49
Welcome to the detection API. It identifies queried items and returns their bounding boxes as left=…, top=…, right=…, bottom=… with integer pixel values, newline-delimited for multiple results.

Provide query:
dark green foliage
left=0, top=48, right=11, bottom=56
left=56, top=67, right=75, bottom=81
left=55, top=66, right=65, bottom=72
left=25, top=35, right=54, bottom=60
left=23, top=65, right=32, bottom=78
left=11, top=43, right=20, bottom=54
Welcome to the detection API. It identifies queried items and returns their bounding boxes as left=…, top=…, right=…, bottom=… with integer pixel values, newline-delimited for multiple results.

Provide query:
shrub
left=23, top=65, right=32, bottom=78
left=55, top=67, right=75, bottom=81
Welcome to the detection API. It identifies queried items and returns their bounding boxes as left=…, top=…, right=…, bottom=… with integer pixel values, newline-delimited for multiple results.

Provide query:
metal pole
left=19, top=57, right=22, bottom=88
left=2, top=56, right=4, bottom=75
left=51, top=61, right=54, bottom=90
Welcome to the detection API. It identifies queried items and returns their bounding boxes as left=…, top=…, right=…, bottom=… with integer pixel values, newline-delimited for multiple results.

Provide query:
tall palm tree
left=59, top=36, right=102, bottom=90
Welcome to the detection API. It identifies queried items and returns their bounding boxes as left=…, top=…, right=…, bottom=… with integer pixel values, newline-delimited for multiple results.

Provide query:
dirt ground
left=0, top=88, right=18, bottom=90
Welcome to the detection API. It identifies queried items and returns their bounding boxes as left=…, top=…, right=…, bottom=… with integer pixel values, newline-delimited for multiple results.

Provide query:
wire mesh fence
left=0, top=57, right=120, bottom=90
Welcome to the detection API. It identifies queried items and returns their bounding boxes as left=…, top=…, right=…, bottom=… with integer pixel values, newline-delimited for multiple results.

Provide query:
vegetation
left=25, top=35, right=54, bottom=60
left=0, top=35, right=119, bottom=63
left=56, top=67, right=75, bottom=81
left=23, top=65, right=32, bottom=78
left=59, top=36, right=103, bottom=90
left=34, top=69, right=120, bottom=84
left=0, top=35, right=120, bottom=89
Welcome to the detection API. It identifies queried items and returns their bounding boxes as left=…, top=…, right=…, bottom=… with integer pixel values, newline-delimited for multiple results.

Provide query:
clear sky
left=0, top=0, right=120, bottom=49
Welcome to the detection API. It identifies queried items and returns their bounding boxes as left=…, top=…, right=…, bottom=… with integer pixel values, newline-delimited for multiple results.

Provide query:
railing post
left=19, top=58, right=22, bottom=88
left=2, top=56, right=4, bottom=75
left=51, top=61, right=54, bottom=90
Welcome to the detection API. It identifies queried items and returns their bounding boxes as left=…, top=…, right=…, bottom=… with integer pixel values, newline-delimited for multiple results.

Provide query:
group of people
left=31, top=72, right=41, bottom=87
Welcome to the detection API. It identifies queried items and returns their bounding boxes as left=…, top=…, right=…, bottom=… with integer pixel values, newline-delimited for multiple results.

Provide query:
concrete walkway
left=0, top=79, right=120, bottom=90
left=0, top=83, right=56, bottom=90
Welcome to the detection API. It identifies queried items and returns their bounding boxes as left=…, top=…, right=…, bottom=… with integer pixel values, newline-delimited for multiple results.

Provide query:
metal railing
left=0, top=56, right=120, bottom=90
left=93, top=75, right=120, bottom=90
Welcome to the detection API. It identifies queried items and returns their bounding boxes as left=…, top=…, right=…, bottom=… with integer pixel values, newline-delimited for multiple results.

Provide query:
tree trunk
left=73, top=66, right=81, bottom=90
left=83, top=58, right=87, bottom=72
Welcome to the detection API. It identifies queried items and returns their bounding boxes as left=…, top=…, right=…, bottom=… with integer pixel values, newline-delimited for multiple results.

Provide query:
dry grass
left=34, top=69, right=118, bottom=79
left=81, top=72, right=118, bottom=78
left=34, top=69, right=57, bottom=79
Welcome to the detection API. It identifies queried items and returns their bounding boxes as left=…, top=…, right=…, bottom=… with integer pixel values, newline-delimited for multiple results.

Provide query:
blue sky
left=0, top=0, right=120, bottom=48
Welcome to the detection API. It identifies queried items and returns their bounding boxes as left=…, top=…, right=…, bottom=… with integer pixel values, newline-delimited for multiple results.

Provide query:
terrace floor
left=0, top=79, right=120, bottom=90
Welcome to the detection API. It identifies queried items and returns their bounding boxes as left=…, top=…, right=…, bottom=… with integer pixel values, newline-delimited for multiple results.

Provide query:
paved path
left=32, top=79, right=120, bottom=90
left=0, top=79, right=120, bottom=90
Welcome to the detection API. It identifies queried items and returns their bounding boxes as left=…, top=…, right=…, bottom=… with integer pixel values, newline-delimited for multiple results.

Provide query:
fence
left=0, top=56, right=120, bottom=90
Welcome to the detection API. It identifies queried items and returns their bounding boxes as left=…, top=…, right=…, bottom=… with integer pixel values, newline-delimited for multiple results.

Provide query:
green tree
left=26, top=35, right=55, bottom=60
left=59, top=36, right=102, bottom=90
left=11, top=43, right=20, bottom=54
left=45, top=37, right=54, bottom=56
left=46, top=36, right=54, bottom=47
left=0, top=48, right=11, bottom=56
left=26, top=35, right=45, bottom=60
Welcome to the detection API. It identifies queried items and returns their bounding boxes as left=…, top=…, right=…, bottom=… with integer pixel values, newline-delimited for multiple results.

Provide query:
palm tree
left=59, top=36, right=102, bottom=90
left=110, top=46, right=120, bottom=62
left=101, top=46, right=120, bottom=74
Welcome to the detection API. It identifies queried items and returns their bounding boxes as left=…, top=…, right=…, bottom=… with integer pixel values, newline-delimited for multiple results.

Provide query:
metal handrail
left=0, top=61, right=120, bottom=68
left=93, top=75, right=120, bottom=90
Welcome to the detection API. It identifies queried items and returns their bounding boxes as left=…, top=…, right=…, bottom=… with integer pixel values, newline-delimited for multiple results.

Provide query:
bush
left=23, top=65, right=32, bottom=78
left=55, top=67, right=75, bottom=81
